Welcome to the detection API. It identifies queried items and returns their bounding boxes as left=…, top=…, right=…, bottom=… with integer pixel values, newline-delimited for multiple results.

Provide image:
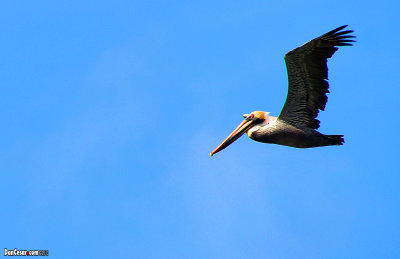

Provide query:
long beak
left=210, top=119, right=255, bottom=156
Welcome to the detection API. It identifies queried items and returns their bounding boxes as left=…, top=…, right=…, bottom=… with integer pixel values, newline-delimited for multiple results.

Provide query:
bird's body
left=210, top=25, right=355, bottom=156
left=246, top=113, right=343, bottom=148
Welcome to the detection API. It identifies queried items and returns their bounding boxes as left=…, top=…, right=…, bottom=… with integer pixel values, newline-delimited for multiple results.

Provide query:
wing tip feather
left=321, top=25, right=356, bottom=47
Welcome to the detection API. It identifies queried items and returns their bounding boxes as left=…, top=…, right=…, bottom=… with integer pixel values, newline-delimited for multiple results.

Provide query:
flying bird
left=210, top=25, right=355, bottom=156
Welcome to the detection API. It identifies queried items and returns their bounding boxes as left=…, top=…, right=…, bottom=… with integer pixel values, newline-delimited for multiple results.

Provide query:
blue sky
left=1, top=0, right=399, bottom=258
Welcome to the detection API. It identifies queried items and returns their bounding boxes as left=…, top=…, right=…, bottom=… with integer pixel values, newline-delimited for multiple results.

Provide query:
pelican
left=210, top=25, right=355, bottom=156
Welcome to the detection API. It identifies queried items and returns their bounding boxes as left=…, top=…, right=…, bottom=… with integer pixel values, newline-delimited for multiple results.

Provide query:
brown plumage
left=210, top=25, right=355, bottom=156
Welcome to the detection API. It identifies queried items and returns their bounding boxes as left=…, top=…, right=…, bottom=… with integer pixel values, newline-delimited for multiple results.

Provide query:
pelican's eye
left=247, top=114, right=255, bottom=121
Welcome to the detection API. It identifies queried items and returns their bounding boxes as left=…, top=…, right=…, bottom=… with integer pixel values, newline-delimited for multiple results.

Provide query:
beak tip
left=209, top=152, right=214, bottom=157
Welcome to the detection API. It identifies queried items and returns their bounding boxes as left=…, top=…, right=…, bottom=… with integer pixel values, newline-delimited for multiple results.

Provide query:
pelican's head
left=210, top=111, right=268, bottom=156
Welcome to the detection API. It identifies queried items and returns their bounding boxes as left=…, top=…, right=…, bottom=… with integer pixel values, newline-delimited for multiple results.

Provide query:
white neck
left=247, top=112, right=271, bottom=136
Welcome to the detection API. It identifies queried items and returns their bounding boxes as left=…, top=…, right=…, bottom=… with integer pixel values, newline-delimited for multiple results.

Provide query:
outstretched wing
left=278, top=25, right=355, bottom=129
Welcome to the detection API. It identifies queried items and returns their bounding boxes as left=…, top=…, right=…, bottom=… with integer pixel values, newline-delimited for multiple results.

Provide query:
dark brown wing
left=278, top=25, right=355, bottom=129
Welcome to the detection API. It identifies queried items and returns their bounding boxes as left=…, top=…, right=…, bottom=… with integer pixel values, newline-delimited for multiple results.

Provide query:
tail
left=326, top=135, right=345, bottom=146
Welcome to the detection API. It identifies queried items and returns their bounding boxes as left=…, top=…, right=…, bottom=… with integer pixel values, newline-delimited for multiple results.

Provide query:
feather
left=278, top=25, right=355, bottom=129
